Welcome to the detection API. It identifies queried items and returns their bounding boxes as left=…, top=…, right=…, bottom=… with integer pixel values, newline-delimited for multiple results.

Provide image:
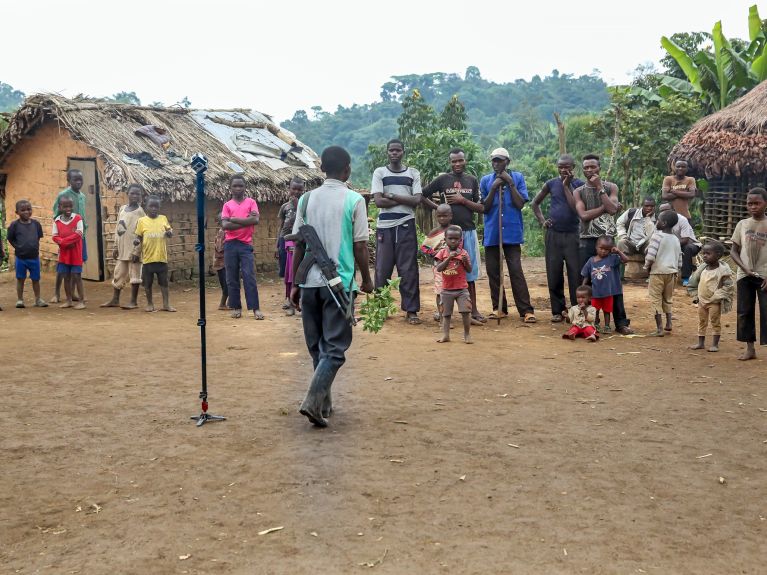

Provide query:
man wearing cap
left=480, top=148, right=536, bottom=322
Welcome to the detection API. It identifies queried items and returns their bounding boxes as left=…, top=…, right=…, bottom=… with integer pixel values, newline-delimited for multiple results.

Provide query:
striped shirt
left=371, top=166, right=422, bottom=229
left=645, top=231, right=682, bottom=274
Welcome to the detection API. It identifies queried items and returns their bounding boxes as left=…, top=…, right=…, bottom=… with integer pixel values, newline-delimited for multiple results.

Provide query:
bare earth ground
left=1, top=258, right=765, bottom=575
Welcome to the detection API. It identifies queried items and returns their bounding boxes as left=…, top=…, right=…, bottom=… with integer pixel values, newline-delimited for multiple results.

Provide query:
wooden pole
left=497, top=175, right=505, bottom=326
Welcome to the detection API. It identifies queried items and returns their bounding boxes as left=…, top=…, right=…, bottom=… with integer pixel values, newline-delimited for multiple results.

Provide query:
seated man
left=658, top=202, right=701, bottom=286
left=616, top=196, right=656, bottom=255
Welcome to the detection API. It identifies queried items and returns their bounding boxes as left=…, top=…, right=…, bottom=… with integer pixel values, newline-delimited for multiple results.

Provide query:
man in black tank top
left=573, top=154, right=634, bottom=335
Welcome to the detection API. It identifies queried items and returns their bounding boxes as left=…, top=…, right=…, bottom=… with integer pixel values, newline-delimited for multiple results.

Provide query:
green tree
left=660, top=4, right=767, bottom=111
left=440, top=95, right=467, bottom=131
left=108, top=91, right=141, bottom=105
left=396, top=89, right=437, bottom=150
left=590, top=88, right=702, bottom=206
left=0, top=81, right=25, bottom=112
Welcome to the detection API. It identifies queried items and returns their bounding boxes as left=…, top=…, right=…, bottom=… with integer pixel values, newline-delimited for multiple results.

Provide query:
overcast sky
left=3, top=0, right=762, bottom=122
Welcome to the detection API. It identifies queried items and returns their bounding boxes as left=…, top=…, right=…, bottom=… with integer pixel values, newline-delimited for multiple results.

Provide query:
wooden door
left=68, top=159, right=103, bottom=281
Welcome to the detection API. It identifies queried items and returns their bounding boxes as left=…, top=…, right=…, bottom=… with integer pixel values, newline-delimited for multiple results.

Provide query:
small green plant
left=359, top=277, right=401, bottom=333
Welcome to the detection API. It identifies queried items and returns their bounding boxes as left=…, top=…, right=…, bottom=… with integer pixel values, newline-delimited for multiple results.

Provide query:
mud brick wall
left=0, top=122, right=102, bottom=271
left=102, top=197, right=282, bottom=281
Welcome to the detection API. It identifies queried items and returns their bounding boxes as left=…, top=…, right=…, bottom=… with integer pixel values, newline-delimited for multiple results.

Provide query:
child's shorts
left=440, top=288, right=471, bottom=315
left=56, top=263, right=83, bottom=274
left=591, top=295, right=614, bottom=313
left=143, top=262, right=169, bottom=287
left=15, top=257, right=41, bottom=281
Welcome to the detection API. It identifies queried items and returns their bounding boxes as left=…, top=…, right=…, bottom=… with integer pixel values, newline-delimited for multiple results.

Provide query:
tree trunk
left=633, top=166, right=644, bottom=206
left=553, top=112, right=566, bottom=155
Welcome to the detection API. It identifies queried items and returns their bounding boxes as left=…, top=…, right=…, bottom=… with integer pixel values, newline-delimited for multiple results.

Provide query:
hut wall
left=0, top=121, right=281, bottom=279
left=704, top=176, right=767, bottom=240
left=0, top=122, right=103, bottom=271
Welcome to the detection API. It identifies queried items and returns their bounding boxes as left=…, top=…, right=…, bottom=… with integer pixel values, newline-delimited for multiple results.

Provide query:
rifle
left=291, top=224, right=356, bottom=326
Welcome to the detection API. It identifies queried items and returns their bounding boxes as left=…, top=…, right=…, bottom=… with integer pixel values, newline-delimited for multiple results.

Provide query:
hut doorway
left=68, top=159, right=104, bottom=281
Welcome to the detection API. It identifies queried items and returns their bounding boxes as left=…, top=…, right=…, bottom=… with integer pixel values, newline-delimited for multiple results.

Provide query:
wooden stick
left=497, top=173, right=504, bottom=326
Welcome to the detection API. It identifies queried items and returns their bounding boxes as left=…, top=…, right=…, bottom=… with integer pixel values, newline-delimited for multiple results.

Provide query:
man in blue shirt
left=480, top=148, right=536, bottom=322
left=532, top=154, right=584, bottom=322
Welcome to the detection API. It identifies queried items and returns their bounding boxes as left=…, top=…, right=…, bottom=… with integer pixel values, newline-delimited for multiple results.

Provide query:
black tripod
left=190, top=154, right=226, bottom=427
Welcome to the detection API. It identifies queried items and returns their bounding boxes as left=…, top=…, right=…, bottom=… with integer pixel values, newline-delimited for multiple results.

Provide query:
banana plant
left=659, top=4, right=767, bottom=111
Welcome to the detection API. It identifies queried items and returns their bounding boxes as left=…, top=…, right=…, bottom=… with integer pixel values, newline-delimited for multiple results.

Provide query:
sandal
left=488, top=310, right=507, bottom=320
left=523, top=313, right=537, bottom=323
left=550, top=315, right=563, bottom=323
left=406, top=314, right=422, bottom=325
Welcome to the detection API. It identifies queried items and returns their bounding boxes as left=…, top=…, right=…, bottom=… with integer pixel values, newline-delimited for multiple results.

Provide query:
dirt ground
left=1, top=258, right=765, bottom=575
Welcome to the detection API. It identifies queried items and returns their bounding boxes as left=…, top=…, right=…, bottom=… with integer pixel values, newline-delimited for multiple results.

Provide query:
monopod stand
left=190, top=154, right=226, bottom=427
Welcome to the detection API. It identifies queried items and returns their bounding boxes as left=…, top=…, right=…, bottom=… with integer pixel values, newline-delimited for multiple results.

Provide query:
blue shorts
left=15, top=257, right=41, bottom=281
left=463, top=229, right=480, bottom=283
left=57, top=263, right=83, bottom=275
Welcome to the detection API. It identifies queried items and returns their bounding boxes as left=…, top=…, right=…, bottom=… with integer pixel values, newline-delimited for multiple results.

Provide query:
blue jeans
left=224, top=240, right=260, bottom=310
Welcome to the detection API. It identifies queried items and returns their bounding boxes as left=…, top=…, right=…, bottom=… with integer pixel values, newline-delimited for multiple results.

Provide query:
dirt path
left=1, top=260, right=765, bottom=574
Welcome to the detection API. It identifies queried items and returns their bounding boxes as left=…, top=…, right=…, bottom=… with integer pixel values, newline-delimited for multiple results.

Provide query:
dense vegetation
left=282, top=68, right=610, bottom=188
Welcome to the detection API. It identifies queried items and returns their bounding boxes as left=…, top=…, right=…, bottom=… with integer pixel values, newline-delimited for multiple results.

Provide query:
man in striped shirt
left=372, top=139, right=423, bottom=324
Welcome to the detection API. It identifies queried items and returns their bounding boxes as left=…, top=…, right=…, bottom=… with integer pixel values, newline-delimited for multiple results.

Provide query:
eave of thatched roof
left=668, top=80, right=767, bottom=179
left=0, top=94, right=323, bottom=203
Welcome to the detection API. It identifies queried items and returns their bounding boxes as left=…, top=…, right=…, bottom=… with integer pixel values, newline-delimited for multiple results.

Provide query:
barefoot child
left=730, top=187, right=767, bottom=360
left=213, top=220, right=229, bottom=310
left=7, top=199, right=47, bottom=308
left=563, top=284, right=598, bottom=341
left=420, top=204, right=453, bottom=323
left=644, top=210, right=682, bottom=336
left=580, top=235, right=627, bottom=333
left=434, top=225, right=473, bottom=344
left=52, top=197, right=85, bottom=309
left=133, top=196, right=175, bottom=312
left=101, top=184, right=145, bottom=309
left=688, top=240, right=734, bottom=352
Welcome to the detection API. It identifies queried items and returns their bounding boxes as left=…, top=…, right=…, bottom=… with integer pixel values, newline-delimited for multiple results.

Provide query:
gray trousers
left=299, top=287, right=353, bottom=413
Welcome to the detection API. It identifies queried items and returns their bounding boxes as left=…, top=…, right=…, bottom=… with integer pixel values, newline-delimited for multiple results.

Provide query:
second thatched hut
left=668, top=80, right=767, bottom=240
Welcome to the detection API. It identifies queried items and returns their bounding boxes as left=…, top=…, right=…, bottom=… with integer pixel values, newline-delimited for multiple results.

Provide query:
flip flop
left=523, top=313, right=537, bottom=323
left=406, top=315, right=422, bottom=325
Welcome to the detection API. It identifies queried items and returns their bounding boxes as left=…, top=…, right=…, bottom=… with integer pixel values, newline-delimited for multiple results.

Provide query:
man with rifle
left=289, top=146, right=373, bottom=428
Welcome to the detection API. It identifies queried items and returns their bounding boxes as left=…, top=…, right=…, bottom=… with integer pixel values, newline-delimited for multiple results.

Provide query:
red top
left=53, top=214, right=84, bottom=265
left=435, top=247, right=470, bottom=290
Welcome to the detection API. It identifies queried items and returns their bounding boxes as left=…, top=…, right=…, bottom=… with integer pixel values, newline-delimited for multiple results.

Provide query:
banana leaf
left=748, top=4, right=763, bottom=43
left=661, top=36, right=702, bottom=92
left=712, top=21, right=729, bottom=110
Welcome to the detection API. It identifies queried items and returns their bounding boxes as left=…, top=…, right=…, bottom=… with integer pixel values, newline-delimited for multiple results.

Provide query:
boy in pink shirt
left=221, top=175, right=263, bottom=319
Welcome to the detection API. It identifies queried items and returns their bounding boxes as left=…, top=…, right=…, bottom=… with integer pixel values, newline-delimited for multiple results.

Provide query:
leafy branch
left=359, top=278, right=401, bottom=333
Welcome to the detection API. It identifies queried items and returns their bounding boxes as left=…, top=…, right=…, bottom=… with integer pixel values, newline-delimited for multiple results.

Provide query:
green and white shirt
left=292, top=179, right=369, bottom=291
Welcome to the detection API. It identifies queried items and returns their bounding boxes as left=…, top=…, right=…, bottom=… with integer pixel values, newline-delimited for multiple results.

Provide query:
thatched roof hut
left=669, top=80, right=767, bottom=179
left=0, top=94, right=323, bottom=281
left=0, top=94, right=322, bottom=203
left=668, top=80, right=767, bottom=238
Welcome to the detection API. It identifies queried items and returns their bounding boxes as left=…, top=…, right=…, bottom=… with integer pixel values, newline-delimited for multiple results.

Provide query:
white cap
left=490, top=147, right=510, bottom=160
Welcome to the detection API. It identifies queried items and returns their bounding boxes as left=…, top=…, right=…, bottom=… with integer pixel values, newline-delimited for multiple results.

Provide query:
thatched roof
left=668, top=80, right=767, bottom=179
left=0, top=94, right=323, bottom=202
